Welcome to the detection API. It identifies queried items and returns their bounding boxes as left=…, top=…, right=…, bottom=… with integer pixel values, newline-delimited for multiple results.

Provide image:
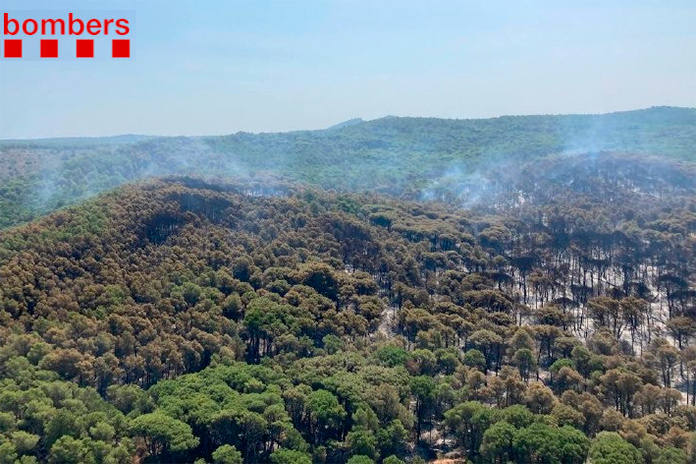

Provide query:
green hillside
left=0, top=106, right=694, bottom=229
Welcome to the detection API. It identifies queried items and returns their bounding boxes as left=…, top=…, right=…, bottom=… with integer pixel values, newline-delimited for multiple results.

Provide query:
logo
left=3, top=11, right=134, bottom=59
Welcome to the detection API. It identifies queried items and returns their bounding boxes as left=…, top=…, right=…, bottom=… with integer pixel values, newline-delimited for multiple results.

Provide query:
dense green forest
left=0, top=106, right=694, bottom=229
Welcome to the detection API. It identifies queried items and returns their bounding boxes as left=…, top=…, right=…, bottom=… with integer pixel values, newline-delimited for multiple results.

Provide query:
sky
left=0, top=0, right=695, bottom=139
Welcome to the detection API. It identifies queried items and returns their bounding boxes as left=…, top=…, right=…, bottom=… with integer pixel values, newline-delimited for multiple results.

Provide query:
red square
left=4, top=39, right=22, bottom=58
left=112, top=39, right=130, bottom=58
left=76, top=39, right=94, bottom=58
left=40, top=39, right=58, bottom=58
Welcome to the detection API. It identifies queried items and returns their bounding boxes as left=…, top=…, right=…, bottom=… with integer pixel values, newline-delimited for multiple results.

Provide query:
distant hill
left=326, top=117, right=365, bottom=130
left=1, top=134, right=158, bottom=148
left=0, top=106, right=694, bottom=228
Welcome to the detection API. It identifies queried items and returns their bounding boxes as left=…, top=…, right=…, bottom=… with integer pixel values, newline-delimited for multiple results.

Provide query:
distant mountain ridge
left=326, top=118, right=365, bottom=130
left=2, top=106, right=694, bottom=144
left=1, top=134, right=158, bottom=147
left=0, top=106, right=694, bottom=229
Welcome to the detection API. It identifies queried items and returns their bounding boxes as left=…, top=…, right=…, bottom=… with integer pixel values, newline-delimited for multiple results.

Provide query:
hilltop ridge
left=0, top=106, right=694, bottom=229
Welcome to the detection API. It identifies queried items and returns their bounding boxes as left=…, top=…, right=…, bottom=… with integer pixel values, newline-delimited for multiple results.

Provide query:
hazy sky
left=1, top=0, right=695, bottom=138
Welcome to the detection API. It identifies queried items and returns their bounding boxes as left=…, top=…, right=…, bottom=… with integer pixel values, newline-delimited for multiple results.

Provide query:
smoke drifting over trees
left=0, top=106, right=694, bottom=463
left=0, top=106, right=693, bottom=229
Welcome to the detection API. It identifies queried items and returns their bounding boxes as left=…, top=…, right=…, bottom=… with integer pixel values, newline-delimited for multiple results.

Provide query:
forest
left=0, top=107, right=694, bottom=463
left=0, top=106, right=694, bottom=229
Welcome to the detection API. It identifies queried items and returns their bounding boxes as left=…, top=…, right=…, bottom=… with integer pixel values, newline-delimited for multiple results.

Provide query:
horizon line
left=1, top=105, right=693, bottom=142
